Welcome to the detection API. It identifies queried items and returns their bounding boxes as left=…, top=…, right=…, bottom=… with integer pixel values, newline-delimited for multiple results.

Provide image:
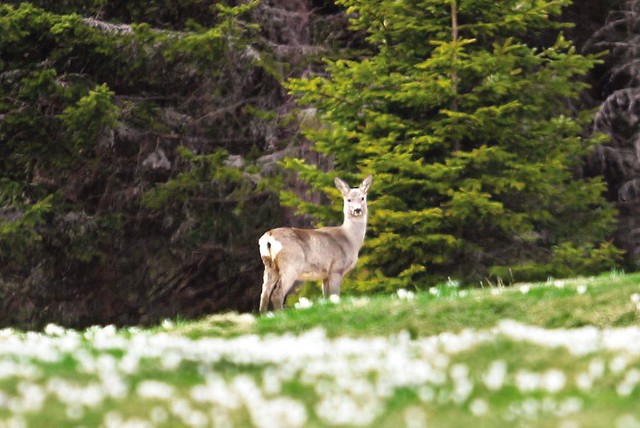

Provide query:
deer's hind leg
left=259, top=264, right=279, bottom=314
left=270, top=267, right=300, bottom=310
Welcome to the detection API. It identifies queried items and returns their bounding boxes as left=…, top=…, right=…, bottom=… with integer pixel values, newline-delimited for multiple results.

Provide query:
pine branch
left=81, top=17, right=134, bottom=35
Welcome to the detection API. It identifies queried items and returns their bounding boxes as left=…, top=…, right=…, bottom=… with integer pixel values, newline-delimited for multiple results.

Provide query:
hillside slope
left=1, top=272, right=640, bottom=427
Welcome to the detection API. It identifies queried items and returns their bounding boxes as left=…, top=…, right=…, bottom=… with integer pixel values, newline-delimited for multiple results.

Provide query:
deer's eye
left=347, top=199, right=351, bottom=202
left=361, top=197, right=364, bottom=201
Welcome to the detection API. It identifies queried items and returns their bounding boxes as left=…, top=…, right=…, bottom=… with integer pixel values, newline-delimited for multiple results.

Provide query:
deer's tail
left=258, top=232, right=282, bottom=268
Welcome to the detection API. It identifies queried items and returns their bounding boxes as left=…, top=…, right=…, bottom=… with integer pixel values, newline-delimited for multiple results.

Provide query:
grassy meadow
left=2, top=272, right=640, bottom=427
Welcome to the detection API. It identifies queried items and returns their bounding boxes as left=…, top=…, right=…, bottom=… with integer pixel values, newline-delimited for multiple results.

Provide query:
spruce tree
left=285, top=0, right=621, bottom=290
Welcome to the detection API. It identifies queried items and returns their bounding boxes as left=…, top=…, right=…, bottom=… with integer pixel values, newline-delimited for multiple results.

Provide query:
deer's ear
left=359, top=175, right=373, bottom=194
left=335, top=177, right=350, bottom=197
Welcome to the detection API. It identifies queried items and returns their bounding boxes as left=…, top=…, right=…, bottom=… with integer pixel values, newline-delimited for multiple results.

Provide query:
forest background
left=1, top=0, right=639, bottom=329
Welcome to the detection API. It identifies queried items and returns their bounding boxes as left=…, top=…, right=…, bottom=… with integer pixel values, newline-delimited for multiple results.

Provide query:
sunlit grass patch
left=157, top=312, right=257, bottom=339
left=254, top=272, right=640, bottom=338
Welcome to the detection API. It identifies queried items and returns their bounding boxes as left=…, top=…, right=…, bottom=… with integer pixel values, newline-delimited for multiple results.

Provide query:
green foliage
left=0, top=0, right=284, bottom=328
left=142, top=148, right=245, bottom=212
left=142, top=147, right=265, bottom=248
left=59, top=83, right=119, bottom=151
left=490, top=242, right=624, bottom=283
left=285, top=0, right=620, bottom=290
left=0, top=4, right=126, bottom=272
left=0, top=195, right=53, bottom=265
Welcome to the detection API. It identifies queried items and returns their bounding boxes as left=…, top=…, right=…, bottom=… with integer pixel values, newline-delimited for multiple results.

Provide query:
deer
left=258, top=175, right=373, bottom=313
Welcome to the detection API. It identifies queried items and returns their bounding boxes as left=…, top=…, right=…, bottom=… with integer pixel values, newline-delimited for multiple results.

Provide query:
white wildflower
left=102, top=411, right=123, bottom=428
left=184, top=410, right=209, bottom=428
left=14, top=381, right=46, bottom=412
left=103, top=411, right=153, bottom=428
left=483, top=360, right=507, bottom=391
left=44, top=323, right=66, bottom=337
left=617, top=369, right=640, bottom=397
left=235, top=313, right=256, bottom=324
left=294, top=297, right=313, bottom=309
left=521, top=398, right=540, bottom=417
left=6, top=416, right=27, bottom=428
left=397, top=288, right=415, bottom=300
left=0, top=359, right=41, bottom=381
left=541, top=369, right=566, bottom=393
left=170, top=399, right=206, bottom=427
left=161, top=351, right=183, bottom=370
left=99, top=372, right=128, bottom=399
left=446, top=277, right=460, bottom=288
left=450, top=364, right=473, bottom=403
left=315, top=393, right=379, bottom=427
left=617, top=382, right=634, bottom=397
left=610, top=355, right=629, bottom=375
left=262, top=368, right=282, bottom=395
left=191, top=376, right=240, bottom=410
left=211, top=410, right=234, bottom=428
left=150, top=406, right=169, bottom=424
left=329, top=294, right=341, bottom=304
left=589, top=358, right=606, bottom=379
left=450, top=364, right=469, bottom=380
left=102, top=324, right=117, bottom=336
left=66, top=405, right=84, bottom=420
left=418, top=386, right=435, bottom=402
left=350, top=297, right=370, bottom=307
left=82, top=384, right=106, bottom=407
left=557, top=397, right=583, bottom=416
left=136, top=380, right=176, bottom=401
left=0, top=328, right=15, bottom=338
left=404, top=406, right=428, bottom=428
left=260, top=398, right=308, bottom=428
left=469, top=398, right=489, bottom=416
left=541, top=397, right=558, bottom=414
left=576, top=285, right=587, bottom=295
left=119, top=353, right=140, bottom=374
left=232, top=375, right=262, bottom=406
left=515, top=370, right=541, bottom=392
left=616, top=414, right=640, bottom=428
left=576, top=372, right=593, bottom=392
left=497, top=319, right=599, bottom=356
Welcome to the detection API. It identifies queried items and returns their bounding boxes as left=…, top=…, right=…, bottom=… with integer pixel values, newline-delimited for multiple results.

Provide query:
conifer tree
left=285, top=0, right=621, bottom=289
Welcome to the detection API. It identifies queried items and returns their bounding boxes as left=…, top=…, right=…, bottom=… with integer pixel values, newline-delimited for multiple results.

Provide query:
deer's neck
left=342, top=214, right=368, bottom=249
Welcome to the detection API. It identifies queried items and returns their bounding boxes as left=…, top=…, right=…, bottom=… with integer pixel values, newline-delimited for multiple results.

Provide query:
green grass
left=179, top=271, right=640, bottom=338
left=1, top=271, right=640, bottom=427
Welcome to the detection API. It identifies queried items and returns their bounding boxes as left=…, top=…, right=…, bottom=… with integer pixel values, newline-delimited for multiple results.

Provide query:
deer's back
left=261, top=226, right=359, bottom=279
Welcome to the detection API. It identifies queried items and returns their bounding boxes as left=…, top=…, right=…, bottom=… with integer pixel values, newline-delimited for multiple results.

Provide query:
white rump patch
left=259, top=233, right=283, bottom=260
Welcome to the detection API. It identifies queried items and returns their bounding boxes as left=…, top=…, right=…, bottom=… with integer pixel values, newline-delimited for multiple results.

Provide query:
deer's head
left=335, top=175, right=373, bottom=219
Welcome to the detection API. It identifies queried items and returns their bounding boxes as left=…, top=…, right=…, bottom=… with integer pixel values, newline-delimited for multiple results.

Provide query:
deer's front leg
left=323, top=273, right=344, bottom=297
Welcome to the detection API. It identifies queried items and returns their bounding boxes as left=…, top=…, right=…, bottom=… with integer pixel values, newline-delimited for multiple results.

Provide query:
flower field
left=2, top=273, right=640, bottom=427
